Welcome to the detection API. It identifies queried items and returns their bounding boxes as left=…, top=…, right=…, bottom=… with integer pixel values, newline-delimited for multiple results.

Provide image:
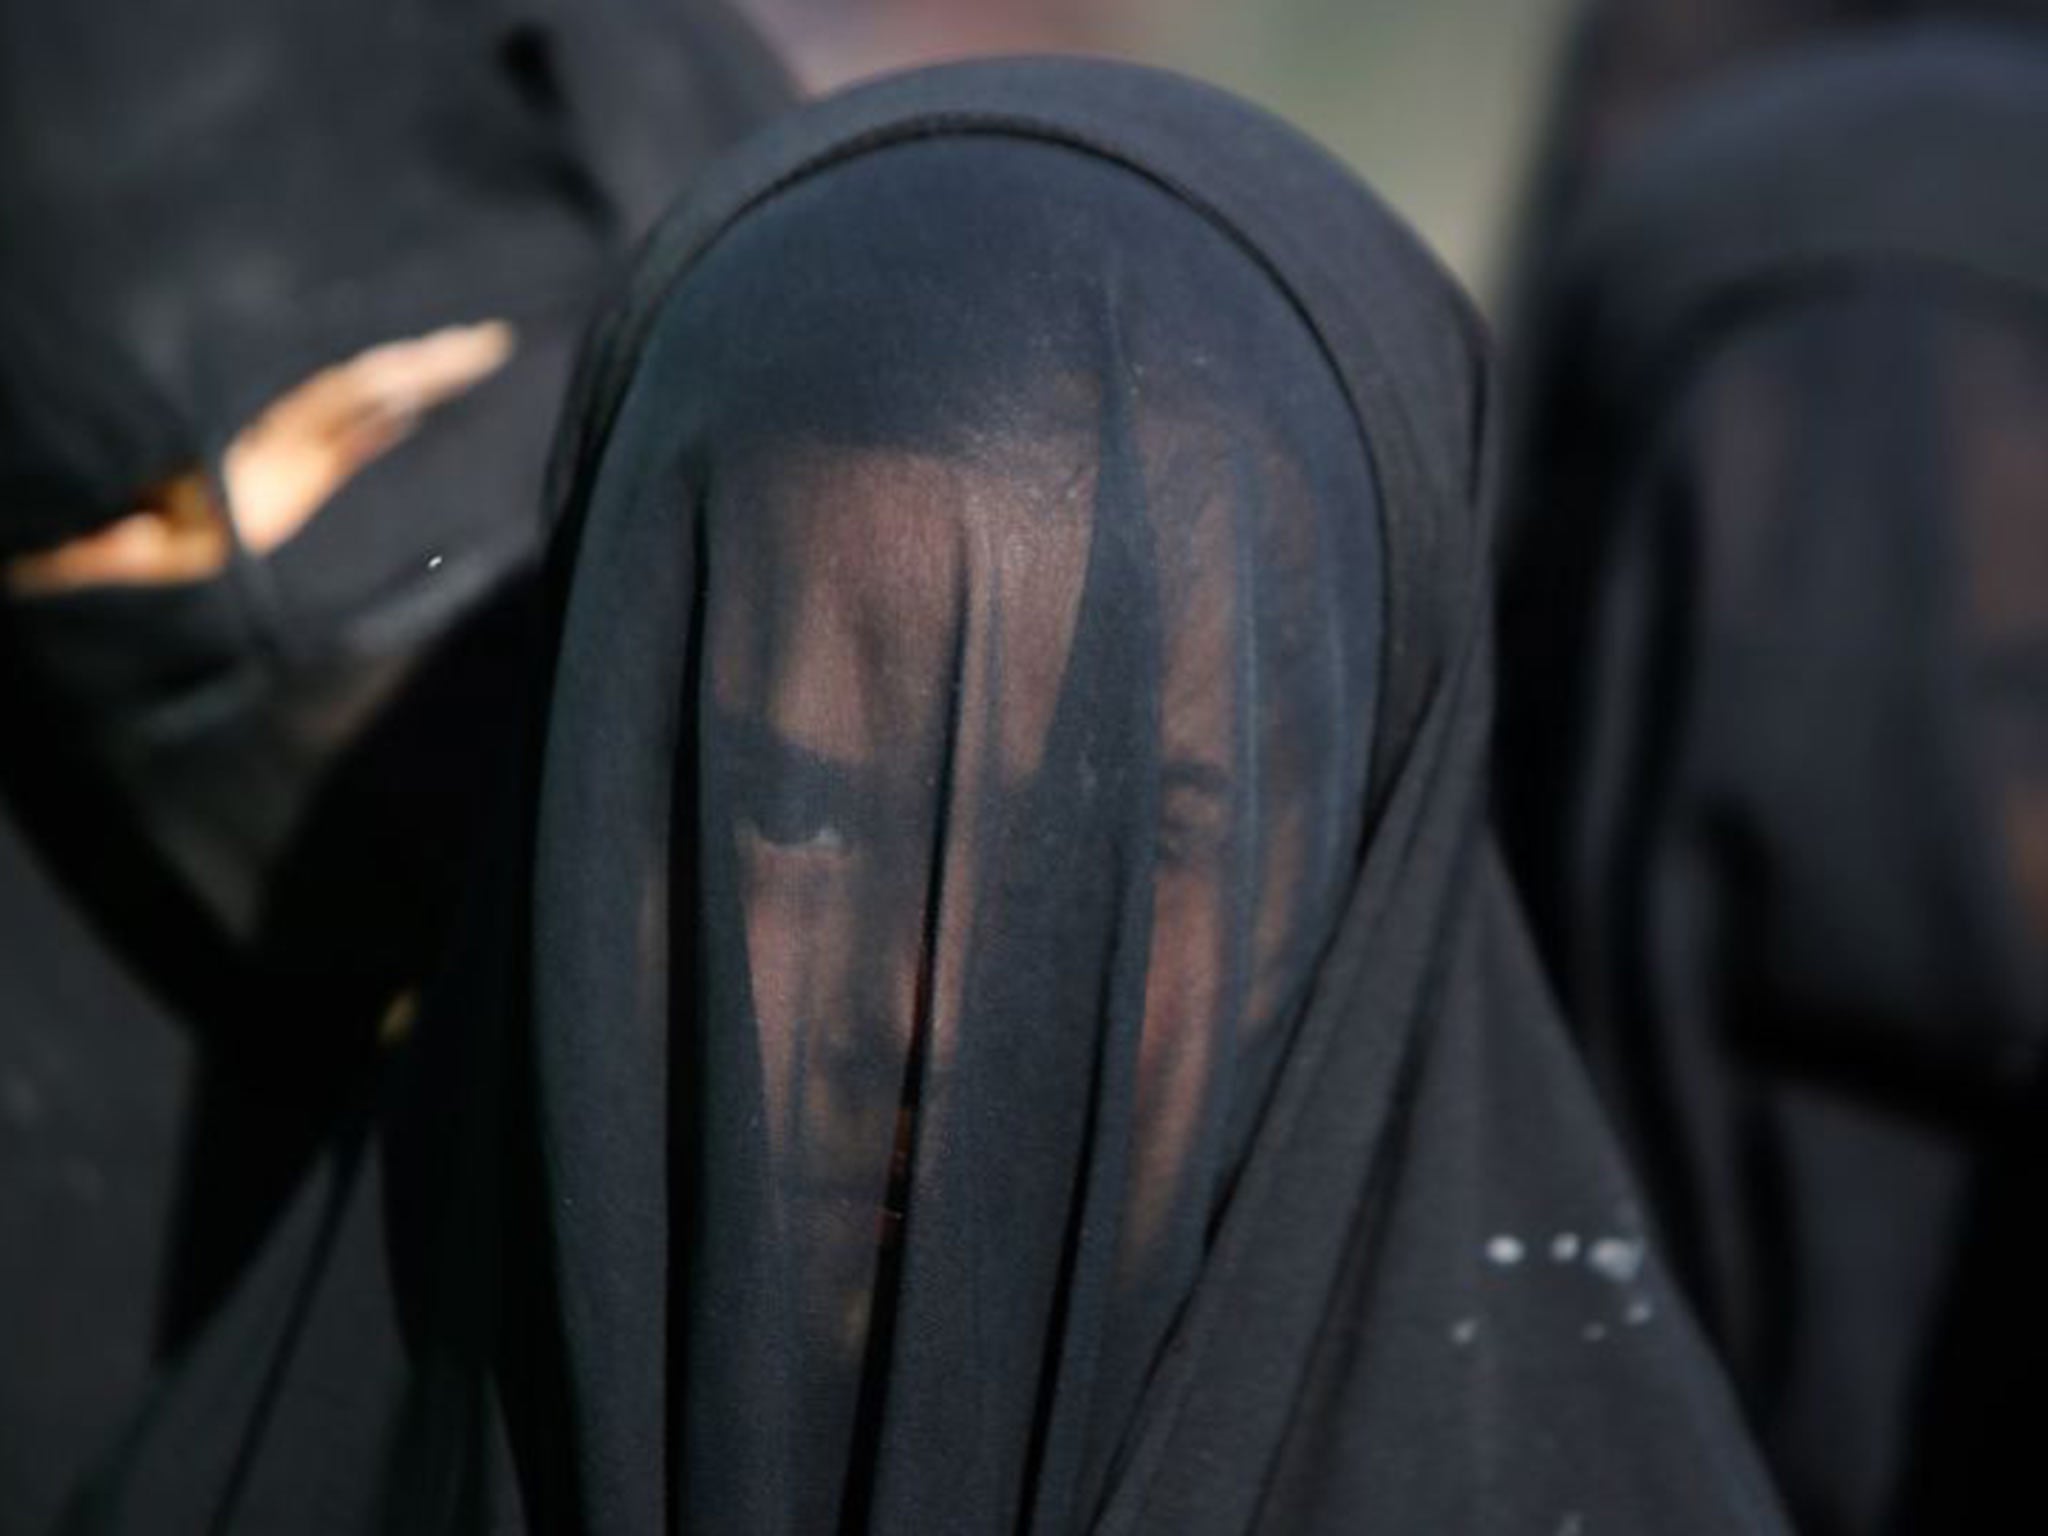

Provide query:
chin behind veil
left=478, top=57, right=1792, bottom=1535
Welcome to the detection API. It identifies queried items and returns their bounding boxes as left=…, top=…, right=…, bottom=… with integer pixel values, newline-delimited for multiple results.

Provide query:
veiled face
left=1645, top=288, right=2048, bottom=1083
left=1945, top=311, right=2048, bottom=953
left=527, top=116, right=1397, bottom=1533
left=707, top=440, right=1096, bottom=1348
left=695, top=368, right=1367, bottom=1362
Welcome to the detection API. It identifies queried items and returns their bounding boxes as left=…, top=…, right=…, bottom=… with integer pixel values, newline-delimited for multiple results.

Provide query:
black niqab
left=1497, top=29, right=2048, bottom=1534
left=501, top=57, right=1789, bottom=1534
left=0, top=2, right=792, bottom=1530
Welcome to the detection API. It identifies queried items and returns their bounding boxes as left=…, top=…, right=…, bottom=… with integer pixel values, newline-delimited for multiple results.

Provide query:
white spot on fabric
left=426, top=553, right=445, bottom=571
left=1550, top=1232, right=1581, bottom=1263
left=1449, top=1317, right=1480, bottom=1347
left=1484, top=1234, right=1526, bottom=1267
left=1625, top=1297, right=1655, bottom=1327
left=1587, top=1236, right=1645, bottom=1284
left=1582, top=1321, right=1609, bottom=1343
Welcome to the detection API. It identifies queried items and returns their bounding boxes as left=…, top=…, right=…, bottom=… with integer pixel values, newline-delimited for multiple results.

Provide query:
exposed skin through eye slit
left=4, top=321, right=512, bottom=594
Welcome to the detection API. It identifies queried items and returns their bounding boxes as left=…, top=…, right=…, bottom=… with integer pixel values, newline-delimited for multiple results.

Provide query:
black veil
left=1497, top=29, right=2048, bottom=1533
left=500, top=57, right=1789, bottom=1534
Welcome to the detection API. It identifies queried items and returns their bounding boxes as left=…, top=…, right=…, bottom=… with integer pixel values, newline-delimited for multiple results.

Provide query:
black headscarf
left=1502, top=0, right=2048, bottom=326
left=1497, top=29, right=2048, bottom=1535
left=498, top=56, right=1789, bottom=1534
left=0, top=2, right=791, bottom=1530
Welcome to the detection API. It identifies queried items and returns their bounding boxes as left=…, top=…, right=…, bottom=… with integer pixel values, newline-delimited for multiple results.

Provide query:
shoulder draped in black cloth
left=0, top=2, right=791, bottom=1531
left=493, top=55, right=1789, bottom=1534
left=1496, top=27, right=2048, bottom=1535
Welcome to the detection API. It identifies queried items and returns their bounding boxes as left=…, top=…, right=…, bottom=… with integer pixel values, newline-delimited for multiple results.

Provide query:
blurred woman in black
left=1497, top=28, right=2048, bottom=1534
left=0, top=2, right=789, bottom=1528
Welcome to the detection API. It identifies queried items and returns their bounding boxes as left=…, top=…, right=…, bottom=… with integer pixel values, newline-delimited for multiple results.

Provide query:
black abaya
left=0, top=2, right=792, bottom=1529
left=1497, top=29, right=2048, bottom=1535
left=498, top=57, right=1790, bottom=1535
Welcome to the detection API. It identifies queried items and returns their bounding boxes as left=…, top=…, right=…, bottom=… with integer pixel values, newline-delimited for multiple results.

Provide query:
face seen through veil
left=704, top=417, right=1322, bottom=1362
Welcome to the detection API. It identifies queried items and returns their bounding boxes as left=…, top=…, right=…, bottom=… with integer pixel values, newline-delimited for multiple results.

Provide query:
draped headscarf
left=502, top=56, right=1788, bottom=1535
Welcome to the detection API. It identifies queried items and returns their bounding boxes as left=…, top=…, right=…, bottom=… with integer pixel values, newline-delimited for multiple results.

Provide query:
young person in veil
left=1496, top=27, right=2048, bottom=1533
left=482, top=56, right=1792, bottom=1534
left=0, top=2, right=790, bottom=1529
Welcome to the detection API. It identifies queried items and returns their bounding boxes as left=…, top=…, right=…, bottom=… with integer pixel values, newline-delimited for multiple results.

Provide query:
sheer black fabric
left=1497, top=31, right=2048, bottom=1535
left=501, top=57, right=1788, bottom=1534
left=0, top=2, right=791, bottom=1530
